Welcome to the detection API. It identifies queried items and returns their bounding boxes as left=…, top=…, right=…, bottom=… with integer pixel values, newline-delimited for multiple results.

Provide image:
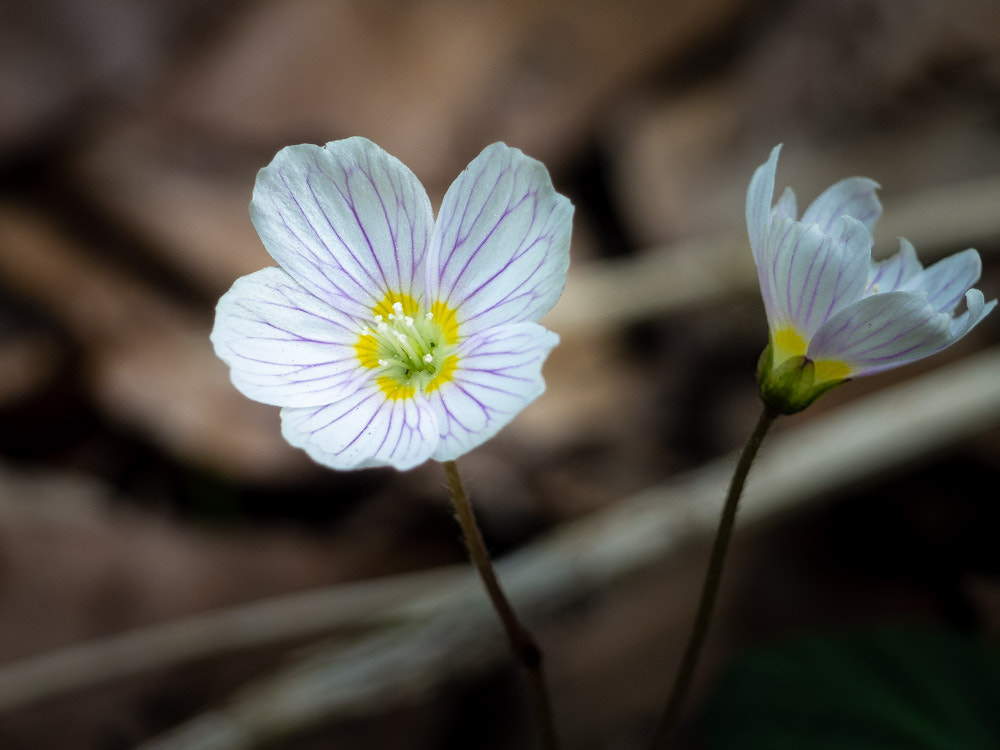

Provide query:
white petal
left=211, top=267, right=368, bottom=407
left=948, top=288, right=996, bottom=339
left=773, top=186, right=798, bottom=222
left=746, top=145, right=781, bottom=265
left=427, top=323, right=559, bottom=461
left=900, top=247, right=982, bottom=313
left=250, top=137, right=434, bottom=317
left=868, top=238, right=922, bottom=293
left=426, top=143, right=573, bottom=335
left=281, top=384, right=439, bottom=471
left=808, top=291, right=956, bottom=376
left=764, top=215, right=870, bottom=337
left=801, top=176, right=882, bottom=234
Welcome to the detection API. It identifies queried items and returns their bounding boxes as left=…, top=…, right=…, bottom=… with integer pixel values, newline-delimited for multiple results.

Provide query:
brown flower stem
left=442, top=460, right=558, bottom=750
left=648, top=403, right=779, bottom=748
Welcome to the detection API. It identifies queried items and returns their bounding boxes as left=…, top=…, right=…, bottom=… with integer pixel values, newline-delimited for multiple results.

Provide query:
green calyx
left=756, top=342, right=848, bottom=415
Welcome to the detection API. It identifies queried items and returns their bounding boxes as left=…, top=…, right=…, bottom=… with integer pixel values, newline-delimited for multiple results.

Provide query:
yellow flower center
left=771, top=326, right=852, bottom=385
left=771, top=327, right=808, bottom=363
left=355, top=292, right=460, bottom=400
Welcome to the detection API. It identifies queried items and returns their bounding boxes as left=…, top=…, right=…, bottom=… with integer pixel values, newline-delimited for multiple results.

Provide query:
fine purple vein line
left=443, top=167, right=515, bottom=301
left=271, top=191, right=368, bottom=307
left=446, top=188, right=540, bottom=304
left=305, top=162, right=387, bottom=294
left=438, top=152, right=502, bottom=282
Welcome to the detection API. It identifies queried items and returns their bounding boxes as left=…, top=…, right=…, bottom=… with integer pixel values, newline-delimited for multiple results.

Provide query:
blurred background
left=1, top=0, right=1000, bottom=748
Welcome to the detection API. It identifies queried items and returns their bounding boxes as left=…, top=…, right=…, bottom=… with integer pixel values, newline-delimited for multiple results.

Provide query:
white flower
left=748, top=145, right=995, bottom=412
left=212, top=138, right=573, bottom=470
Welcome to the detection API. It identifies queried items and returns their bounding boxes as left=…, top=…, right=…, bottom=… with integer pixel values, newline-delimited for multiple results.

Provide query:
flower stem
left=442, top=460, right=559, bottom=750
left=648, top=403, right=779, bottom=748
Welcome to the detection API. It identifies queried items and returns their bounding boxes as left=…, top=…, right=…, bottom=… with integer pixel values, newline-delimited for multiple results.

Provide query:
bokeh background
left=2, top=1, right=1000, bottom=748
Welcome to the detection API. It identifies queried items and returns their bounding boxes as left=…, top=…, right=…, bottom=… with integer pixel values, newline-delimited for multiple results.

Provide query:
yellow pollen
left=425, top=354, right=458, bottom=394
left=377, top=376, right=415, bottom=401
left=771, top=327, right=808, bottom=363
left=771, top=326, right=852, bottom=384
left=373, top=291, right=420, bottom=319
left=355, top=332, right=381, bottom=369
left=430, top=300, right=460, bottom=344
left=812, top=359, right=851, bottom=384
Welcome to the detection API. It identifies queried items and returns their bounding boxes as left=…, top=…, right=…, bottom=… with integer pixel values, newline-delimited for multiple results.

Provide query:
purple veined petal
left=801, top=176, right=882, bottom=235
left=867, top=237, right=922, bottom=294
left=280, top=383, right=439, bottom=471
left=211, top=267, right=371, bottom=407
left=425, top=143, right=573, bottom=336
left=426, top=322, right=559, bottom=461
left=807, top=290, right=958, bottom=376
left=764, top=215, right=870, bottom=338
left=746, top=144, right=782, bottom=265
left=899, top=246, right=983, bottom=313
left=250, top=137, right=434, bottom=313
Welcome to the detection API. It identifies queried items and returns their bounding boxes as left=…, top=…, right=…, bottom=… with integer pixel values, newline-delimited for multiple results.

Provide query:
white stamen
left=360, top=301, right=450, bottom=382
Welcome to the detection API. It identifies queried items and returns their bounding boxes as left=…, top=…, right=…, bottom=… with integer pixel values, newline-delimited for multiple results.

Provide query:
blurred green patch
left=706, top=626, right=1000, bottom=750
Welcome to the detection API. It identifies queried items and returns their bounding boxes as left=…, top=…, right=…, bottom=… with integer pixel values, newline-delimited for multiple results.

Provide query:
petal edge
left=428, top=322, right=559, bottom=461
left=426, top=143, right=573, bottom=335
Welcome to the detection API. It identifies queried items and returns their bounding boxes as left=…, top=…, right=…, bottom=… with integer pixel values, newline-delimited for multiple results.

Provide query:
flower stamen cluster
left=356, top=297, right=459, bottom=399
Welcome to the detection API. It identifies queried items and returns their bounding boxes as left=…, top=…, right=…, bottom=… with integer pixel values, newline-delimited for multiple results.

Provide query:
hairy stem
left=442, top=460, right=559, bottom=750
left=649, top=403, right=779, bottom=747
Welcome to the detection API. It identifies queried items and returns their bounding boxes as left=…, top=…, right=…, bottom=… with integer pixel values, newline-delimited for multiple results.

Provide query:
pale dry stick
left=0, top=566, right=467, bottom=711
left=133, top=347, right=1000, bottom=750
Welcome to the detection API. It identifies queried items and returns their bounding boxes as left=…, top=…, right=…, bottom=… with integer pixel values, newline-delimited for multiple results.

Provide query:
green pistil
left=372, top=304, right=450, bottom=389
